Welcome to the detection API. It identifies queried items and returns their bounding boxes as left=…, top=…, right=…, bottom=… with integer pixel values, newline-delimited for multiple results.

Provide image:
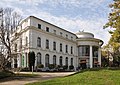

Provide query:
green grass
left=27, top=69, right=120, bottom=85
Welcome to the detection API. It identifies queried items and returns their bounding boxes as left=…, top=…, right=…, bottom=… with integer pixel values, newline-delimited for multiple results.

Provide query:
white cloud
left=0, top=0, right=111, bottom=45
left=24, top=8, right=110, bottom=45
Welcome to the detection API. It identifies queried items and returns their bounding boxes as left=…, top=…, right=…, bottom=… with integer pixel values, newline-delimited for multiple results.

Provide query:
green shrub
left=48, top=64, right=55, bottom=69
left=0, top=70, right=14, bottom=79
left=69, top=65, right=74, bottom=70
left=37, top=64, right=44, bottom=68
left=63, top=65, right=68, bottom=70
left=21, top=67, right=30, bottom=72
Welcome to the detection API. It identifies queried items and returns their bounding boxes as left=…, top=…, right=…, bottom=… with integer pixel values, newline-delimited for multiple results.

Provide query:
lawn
left=27, top=69, right=120, bottom=85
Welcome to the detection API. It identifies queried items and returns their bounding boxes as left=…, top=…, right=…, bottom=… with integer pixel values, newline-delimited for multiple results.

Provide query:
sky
left=0, top=0, right=114, bottom=45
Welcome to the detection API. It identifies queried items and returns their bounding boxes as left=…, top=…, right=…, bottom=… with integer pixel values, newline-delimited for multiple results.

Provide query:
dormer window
left=38, top=24, right=41, bottom=29
left=66, top=34, right=68, bottom=38
left=71, top=36, right=73, bottom=40
left=60, top=32, right=62, bottom=36
left=53, top=30, right=56, bottom=34
left=46, top=27, right=49, bottom=32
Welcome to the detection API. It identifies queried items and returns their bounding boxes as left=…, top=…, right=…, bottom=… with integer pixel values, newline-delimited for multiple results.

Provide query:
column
left=90, top=45, right=93, bottom=68
left=98, top=47, right=101, bottom=66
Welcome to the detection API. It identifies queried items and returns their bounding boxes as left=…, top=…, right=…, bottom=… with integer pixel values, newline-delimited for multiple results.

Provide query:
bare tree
left=0, top=8, right=22, bottom=71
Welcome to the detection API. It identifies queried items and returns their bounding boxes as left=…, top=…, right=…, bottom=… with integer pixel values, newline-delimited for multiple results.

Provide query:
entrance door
left=80, top=60, right=87, bottom=69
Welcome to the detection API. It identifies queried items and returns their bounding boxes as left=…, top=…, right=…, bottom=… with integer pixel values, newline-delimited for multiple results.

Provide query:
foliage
left=63, top=65, right=68, bottom=70
left=0, top=70, right=14, bottom=79
left=28, top=51, right=35, bottom=71
left=27, top=69, right=120, bottom=85
left=0, top=8, right=22, bottom=70
left=37, top=64, right=44, bottom=68
left=21, top=67, right=30, bottom=72
left=69, top=65, right=74, bottom=70
left=103, top=0, right=120, bottom=67
left=48, top=64, right=55, bottom=69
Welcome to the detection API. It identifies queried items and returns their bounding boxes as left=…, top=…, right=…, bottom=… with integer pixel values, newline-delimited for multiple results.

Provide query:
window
left=66, top=34, right=68, bottom=38
left=53, top=55, right=56, bottom=65
left=15, top=43, right=17, bottom=52
left=65, top=57, right=68, bottom=66
left=53, top=41, right=56, bottom=50
left=37, top=37, right=41, bottom=47
left=71, top=46, right=73, bottom=54
left=46, top=39, right=49, bottom=49
left=37, top=52, right=41, bottom=64
left=71, top=36, right=73, bottom=40
left=60, top=43, right=62, bottom=52
left=71, top=58, right=73, bottom=65
left=60, top=32, right=62, bottom=36
left=45, top=54, right=49, bottom=67
left=93, top=46, right=98, bottom=57
left=38, top=24, right=41, bottom=29
left=26, top=37, right=28, bottom=46
left=59, top=56, right=62, bottom=66
left=66, top=45, right=68, bottom=53
left=46, top=27, right=49, bottom=32
left=78, top=45, right=90, bottom=56
left=53, top=30, right=56, bottom=34
left=20, top=38, right=22, bottom=49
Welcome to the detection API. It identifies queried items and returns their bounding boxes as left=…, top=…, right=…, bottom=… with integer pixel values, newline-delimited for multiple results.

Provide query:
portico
left=76, top=32, right=103, bottom=69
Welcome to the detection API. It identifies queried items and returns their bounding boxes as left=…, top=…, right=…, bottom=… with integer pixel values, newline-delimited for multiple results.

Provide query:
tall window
left=93, top=46, right=98, bottom=57
left=20, top=38, right=22, bottom=49
left=37, top=37, right=41, bottom=47
left=45, top=54, right=49, bottom=67
left=59, top=56, right=63, bottom=66
left=71, top=36, right=73, bottom=40
left=60, top=32, right=62, bottom=36
left=15, top=43, right=17, bottom=52
left=53, top=41, right=56, bottom=50
left=38, top=24, right=41, bottom=29
left=78, top=45, right=90, bottom=56
left=46, top=27, right=49, bottom=32
left=26, top=36, right=28, bottom=46
left=65, top=57, right=68, bottom=66
left=66, top=34, right=68, bottom=38
left=60, top=43, right=62, bottom=52
left=71, top=46, right=73, bottom=54
left=46, top=39, right=49, bottom=49
left=37, top=52, right=41, bottom=64
left=71, top=58, right=73, bottom=65
left=66, top=45, right=68, bottom=53
left=53, top=55, right=56, bottom=65
left=53, top=30, right=56, bottom=34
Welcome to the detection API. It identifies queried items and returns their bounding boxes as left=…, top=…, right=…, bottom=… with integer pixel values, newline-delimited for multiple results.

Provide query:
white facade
left=11, top=16, right=103, bottom=70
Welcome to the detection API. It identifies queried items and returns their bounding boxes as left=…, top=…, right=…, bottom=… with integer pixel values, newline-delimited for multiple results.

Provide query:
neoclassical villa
left=11, top=16, right=103, bottom=70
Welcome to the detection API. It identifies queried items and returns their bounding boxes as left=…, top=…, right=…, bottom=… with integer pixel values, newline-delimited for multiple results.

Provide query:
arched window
left=71, top=46, right=73, bottom=54
left=71, top=58, right=73, bottom=65
left=53, top=55, right=56, bottom=65
left=37, top=37, right=41, bottom=47
left=65, top=57, right=68, bottom=66
left=60, top=43, right=62, bottom=52
left=59, top=56, right=62, bottom=66
left=37, top=52, right=41, bottom=64
left=66, top=45, right=68, bottom=53
left=26, top=36, right=28, bottom=46
left=45, top=54, right=49, bottom=67
left=46, top=39, right=49, bottom=49
left=53, top=41, right=56, bottom=50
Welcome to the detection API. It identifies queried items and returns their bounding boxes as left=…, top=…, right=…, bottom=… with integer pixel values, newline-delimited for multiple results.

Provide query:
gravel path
left=0, top=72, right=75, bottom=85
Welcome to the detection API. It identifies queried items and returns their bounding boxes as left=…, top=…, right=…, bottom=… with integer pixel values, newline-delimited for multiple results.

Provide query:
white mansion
left=11, top=16, right=103, bottom=70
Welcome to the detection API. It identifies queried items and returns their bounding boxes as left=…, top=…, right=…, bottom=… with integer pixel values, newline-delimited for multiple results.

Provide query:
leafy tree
left=104, top=0, right=120, bottom=67
left=0, top=8, right=22, bottom=71
left=28, top=51, right=35, bottom=71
